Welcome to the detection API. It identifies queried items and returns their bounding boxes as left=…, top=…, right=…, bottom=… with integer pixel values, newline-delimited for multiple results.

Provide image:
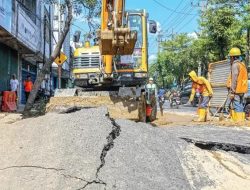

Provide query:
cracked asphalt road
left=0, top=107, right=250, bottom=190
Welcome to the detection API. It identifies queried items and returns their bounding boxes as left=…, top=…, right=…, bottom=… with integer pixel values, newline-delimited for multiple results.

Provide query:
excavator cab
left=99, top=0, right=137, bottom=55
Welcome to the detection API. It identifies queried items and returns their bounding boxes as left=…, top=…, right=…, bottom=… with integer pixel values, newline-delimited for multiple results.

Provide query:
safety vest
left=228, top=61, right=248, bottom=94
left=24, top=80, right=33, bottom=92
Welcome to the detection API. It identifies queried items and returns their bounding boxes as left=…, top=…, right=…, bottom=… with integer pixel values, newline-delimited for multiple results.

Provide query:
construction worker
left=23, top=75, right=33, bottom=102
left=227, top=47, right=248, bottom=122
left=187, top=71, right=213, bottom=122
left=146, top=77, right=157, bottom=103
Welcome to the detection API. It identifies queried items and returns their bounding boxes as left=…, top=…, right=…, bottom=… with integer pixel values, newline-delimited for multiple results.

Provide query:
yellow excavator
left=72, top=9, right=156, bottom=88
left=52, top=0, right=158, bottom=122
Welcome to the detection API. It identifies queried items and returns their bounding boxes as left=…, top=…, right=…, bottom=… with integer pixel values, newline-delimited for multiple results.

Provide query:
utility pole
left=157, top=31, right=165, bottom=87
left=58, top=0, right=62, bottom=89
left=49, top=6, right=53, bottom=95
left=192, top=0, right=207, bottom=76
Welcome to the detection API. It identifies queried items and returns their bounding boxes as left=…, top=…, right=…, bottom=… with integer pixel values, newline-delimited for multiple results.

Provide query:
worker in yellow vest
left=227, top=47, right=248, bottom=122
left=187, top=71, right=213, bottom=122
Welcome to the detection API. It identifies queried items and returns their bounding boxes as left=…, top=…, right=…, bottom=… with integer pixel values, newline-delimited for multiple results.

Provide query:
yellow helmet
left=229, top=47, right=241, bottom=57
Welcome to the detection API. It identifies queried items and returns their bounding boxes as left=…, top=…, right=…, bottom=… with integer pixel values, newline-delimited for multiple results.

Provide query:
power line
left=152, top=0, right=196, bottom=15
left=169, top=7, right=194, bottom=30
left=162, top=3, right=192, bottom=31
left=176, top=14, right=198, bottom=33
left=71, top=23, right=88, bottom=33
left=160, top=0, right=187, bottom=29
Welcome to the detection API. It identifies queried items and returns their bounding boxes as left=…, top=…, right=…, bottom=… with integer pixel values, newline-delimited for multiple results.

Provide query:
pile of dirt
left=46, top=97, right=250, bottom=128
left=47, top=96, right=139, bottom=120
left=152, top=112, right=195, bottom=126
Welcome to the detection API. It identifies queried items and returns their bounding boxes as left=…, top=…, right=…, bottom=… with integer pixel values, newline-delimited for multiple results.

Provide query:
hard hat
left=229, top=47, right=241, bottom=57
left=149, top=77, right=154, bottom=81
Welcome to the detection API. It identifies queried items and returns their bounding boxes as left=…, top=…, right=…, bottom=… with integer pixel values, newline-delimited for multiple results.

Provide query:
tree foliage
left=151, top=0, right=250, bottom=88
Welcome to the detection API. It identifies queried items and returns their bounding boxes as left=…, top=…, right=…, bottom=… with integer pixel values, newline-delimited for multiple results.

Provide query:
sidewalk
left=0, top=104, right=24, bottom=125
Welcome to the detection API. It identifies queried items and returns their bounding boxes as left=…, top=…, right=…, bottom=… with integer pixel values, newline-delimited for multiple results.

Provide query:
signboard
left=0, top=0, right=12, bottom=32
left=54, top=52, right=67, bottom=65
left=17, top=7, right=39, bottom=51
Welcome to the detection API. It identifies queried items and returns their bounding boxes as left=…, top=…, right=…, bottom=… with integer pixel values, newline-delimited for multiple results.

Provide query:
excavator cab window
left=128, top=15, right=143, bottom=48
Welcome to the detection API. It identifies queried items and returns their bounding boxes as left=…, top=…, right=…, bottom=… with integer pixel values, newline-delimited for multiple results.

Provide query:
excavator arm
left=99, top=0, right=137, bottom=56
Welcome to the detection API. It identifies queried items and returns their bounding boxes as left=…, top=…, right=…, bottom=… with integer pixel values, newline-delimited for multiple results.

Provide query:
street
left=0, top=1, right=250, bottom=189
left=1, top=105, right=250, bottom=190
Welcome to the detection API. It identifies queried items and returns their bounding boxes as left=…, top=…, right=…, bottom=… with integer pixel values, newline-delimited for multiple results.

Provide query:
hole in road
left=181, top=137, right=250, bottom=154
left=61, top=106, right=94, bottom=114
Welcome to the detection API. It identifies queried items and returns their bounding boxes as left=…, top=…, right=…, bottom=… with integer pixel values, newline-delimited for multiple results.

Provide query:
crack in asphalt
left=0, top=165, right=65, bottom=172
left=181, top=137, right=250, bottom=154
left=0, top=113, right=122, bottom=190
left=76, top=179, right=107, bottom=190
left=0, top=165, right=105, bottom=187
left=77, top=115, right=121, bottom=190
left=96, top=116, right=121, bottom=178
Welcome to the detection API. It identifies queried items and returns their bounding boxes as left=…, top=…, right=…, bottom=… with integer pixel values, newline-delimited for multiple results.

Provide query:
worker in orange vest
left=187, top=71, right=213, bottom=122
left=227, top=47, right=248, bottom=122
left=23, top=75, right=33, bottom=102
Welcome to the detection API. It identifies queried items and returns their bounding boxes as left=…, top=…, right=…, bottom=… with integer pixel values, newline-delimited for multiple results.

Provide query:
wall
left=0, top=0, right=12, bottom=32
left=0, top=43, right=18, bottom=92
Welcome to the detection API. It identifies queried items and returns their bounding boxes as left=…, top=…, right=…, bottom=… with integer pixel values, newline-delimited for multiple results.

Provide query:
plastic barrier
left=1, top=91, right=17, bottom=112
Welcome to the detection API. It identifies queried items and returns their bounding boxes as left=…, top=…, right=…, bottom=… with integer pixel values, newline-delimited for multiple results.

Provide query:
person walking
left=10, top=74, right=19, bottom=95
left=10, top=74, right=19, bottom=105
left=23, top=75, right=33, bottom=102
left=187, top=71, right=213, bottom=122
left=227, top=47, right=248, bottom=122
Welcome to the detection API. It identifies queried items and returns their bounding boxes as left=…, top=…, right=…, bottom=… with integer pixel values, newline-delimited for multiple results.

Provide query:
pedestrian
left=23, top=75, right=33, bottom=102
left=227, top=47, right=248, bottom=122
left=187, top=71, right=213, bottom=122
left=158, top=87, right=165, bottom=100
left=10, top=74, right=19, bottom=96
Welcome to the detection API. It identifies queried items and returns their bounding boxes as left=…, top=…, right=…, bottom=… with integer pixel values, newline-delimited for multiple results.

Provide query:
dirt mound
left=47, top=96, right=139, bottom=120
left=47, top=97, right=250, bottom=128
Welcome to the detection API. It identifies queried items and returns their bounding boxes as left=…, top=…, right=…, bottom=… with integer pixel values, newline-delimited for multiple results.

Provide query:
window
left=19, top=0, right=37, bottom=22
left=128, top=14, right=143, bottom=48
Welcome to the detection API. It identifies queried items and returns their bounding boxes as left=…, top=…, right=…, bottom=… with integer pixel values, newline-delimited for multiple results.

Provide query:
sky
left=72, top=0, right=201, bottom=62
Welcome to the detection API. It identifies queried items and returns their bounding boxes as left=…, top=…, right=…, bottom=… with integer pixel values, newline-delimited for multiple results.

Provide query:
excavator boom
left=99, top=0, right=137, bottom=55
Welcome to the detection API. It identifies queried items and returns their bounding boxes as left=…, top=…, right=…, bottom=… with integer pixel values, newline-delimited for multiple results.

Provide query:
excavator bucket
left=99, top=28, right=137, bottom=55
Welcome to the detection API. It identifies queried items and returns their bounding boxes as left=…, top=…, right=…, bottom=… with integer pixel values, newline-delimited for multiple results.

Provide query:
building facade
left=0, top=0, right=71, bottom=105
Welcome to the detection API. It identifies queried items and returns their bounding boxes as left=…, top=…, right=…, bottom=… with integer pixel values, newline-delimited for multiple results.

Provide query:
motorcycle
left=170, top=92, right=180, bottom=109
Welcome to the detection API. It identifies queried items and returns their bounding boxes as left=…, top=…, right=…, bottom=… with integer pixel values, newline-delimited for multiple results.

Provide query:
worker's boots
left=230, top=110, right=245, bottom=122
left=194, top=108, right=207, bottom=122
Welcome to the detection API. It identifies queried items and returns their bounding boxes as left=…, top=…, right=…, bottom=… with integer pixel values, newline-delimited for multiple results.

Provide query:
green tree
left=151, top=0, right=250, bottom=88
